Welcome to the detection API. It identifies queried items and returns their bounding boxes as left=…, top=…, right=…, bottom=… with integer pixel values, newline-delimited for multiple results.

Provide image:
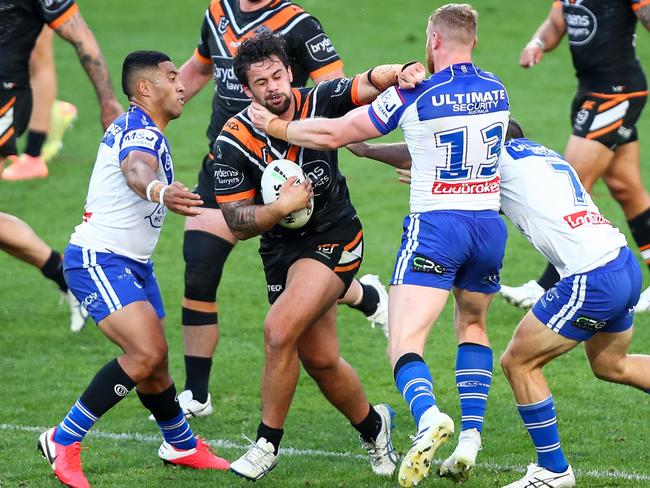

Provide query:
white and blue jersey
left=64, top=106, right=173, bottom=323
left=369, top=63, right=510, bottom=293
left=501, top=138, right=640, bottom=340
left=69, top=105, right=174, bottom=262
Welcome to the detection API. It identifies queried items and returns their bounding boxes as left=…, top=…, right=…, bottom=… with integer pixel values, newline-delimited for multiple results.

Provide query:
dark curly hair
left=233, top=31, right=290, bottom=85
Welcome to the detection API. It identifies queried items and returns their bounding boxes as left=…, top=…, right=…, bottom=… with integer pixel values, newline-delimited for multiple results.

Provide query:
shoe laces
left=240, top=434, right=274, bottom=465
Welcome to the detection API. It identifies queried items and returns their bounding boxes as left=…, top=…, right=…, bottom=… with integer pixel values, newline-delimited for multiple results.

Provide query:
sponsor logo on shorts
left=431, top=176, right=500, bottom=195
left=267, top=284, right=283, bottom=293
left=317, top=243, right=339, bottom=256
left=574, top=108, right=589, bottom=127
left=305, top=33, right=336, bottom=62
left=617, top=126, right=633, bottom=140
left=411, top=254, right=446, bottom=275
left=214, top=163, right=244, bottom=190
left=563, top=210, right=610, bottom=229
left=573, top=316, right=606, bottom=331
left=82, top=292, right=99, bottom=310
left=540, top=287, right=559, bottom=308
left=114, top=384, right=130, bottom=397
left=482, top=274, right=500, bottom=286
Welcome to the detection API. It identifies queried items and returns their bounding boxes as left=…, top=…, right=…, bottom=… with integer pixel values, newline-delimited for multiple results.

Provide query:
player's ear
left=242, top=84, right=253, bottom=99
left=136, top=78, right=150, bottom=98
left=287, top=66, right=293, bottom=84
left=473, top=35, right=478, bottom=49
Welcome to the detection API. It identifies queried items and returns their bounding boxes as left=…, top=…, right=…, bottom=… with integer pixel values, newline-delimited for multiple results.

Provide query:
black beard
left=265, top=95, right=291, bottom=116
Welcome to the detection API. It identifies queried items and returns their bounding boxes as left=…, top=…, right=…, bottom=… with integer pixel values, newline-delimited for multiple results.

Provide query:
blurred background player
left=4, top=25, right=77, bottom=181
left=249, top=5, right=509, bottom=485
left=0, top=212, right=87, bottom=331
left=501, top=0, right=650, bottom=310
left=0, top=0, right=121, bottom=330
left=38, top=51, right=228, bottom=488
left=499, top=121, right=649, bottom=488
left=175, top=0, right=389, bottom=419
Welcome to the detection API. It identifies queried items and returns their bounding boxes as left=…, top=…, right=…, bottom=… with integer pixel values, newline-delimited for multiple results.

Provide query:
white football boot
left=230, top=437, right=278, bottom=481
left=359, top=404, right=399, bottom=476
left=398, top=407, right=454, bottom=487
left=62, top=290, right=89, bottom=333
left=634, top=286, right=650, bottom=312
left=359, top=274, right=389, bottom=337
left=499, top=280, right=544, bottom=308
left=439, top=428, right=481, bottom=483
left=502, top=463, right=575, bottom=488
left=148, top=390, right=213, bottom=421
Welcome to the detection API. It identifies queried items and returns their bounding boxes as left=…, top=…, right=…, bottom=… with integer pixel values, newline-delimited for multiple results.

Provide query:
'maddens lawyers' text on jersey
left=369, top=63, right=509, bottom=213
left=213, top=77, right=361, bottom=240
left=70, top=106, right=174, bottom=262
left=0, top=0, right=77, bottom=88
left=194, top=0, right=343, bottom=144
left=500, top=138, right=626, bottom=278
left=556, top=0, right=647, bottom=91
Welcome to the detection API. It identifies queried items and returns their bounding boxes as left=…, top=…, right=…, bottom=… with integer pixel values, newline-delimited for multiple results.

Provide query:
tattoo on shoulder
left=219, top=198, right=260, bottom=236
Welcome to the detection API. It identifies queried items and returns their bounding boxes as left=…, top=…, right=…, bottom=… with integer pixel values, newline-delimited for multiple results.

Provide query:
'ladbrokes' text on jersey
left=500, top=138, right=627, bottom=278
left=369, top=63, right=509, bottom=213
left=70, top=106, right=174, bottom=262
left=0, top=0, right=77, bottom=88
left=194, top=0, right=343, bottom=145
left=213, top=77, right=361, bottom=239
left=556, top=0, right=647, bottom=92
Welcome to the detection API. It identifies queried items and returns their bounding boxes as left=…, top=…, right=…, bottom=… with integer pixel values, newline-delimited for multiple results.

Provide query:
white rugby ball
left=261, top=159, right=313, bottom=229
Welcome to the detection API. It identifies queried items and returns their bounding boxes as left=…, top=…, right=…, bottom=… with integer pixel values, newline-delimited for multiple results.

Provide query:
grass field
left=1, top=0, right=650, bottom=486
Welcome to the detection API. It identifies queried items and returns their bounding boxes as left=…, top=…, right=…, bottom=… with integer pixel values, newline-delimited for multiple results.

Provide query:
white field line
left=3, top=423, right=649, bottom=482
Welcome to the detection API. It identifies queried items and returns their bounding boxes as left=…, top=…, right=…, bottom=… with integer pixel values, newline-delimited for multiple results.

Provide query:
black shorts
left=260, top=217, right=364, bottom=304
left=571, top=90, right=647, bottom=150
left=194, top=152, right=220, bottom=209
left=0, top=88, right=32, bottom=157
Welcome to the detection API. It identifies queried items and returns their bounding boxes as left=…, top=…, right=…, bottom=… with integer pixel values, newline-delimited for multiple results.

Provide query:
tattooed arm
left=54, top=11, right=122, bottom=129
left=636, top=4, right=650, bottom=31
left=219, top=178, right=313, bottom=240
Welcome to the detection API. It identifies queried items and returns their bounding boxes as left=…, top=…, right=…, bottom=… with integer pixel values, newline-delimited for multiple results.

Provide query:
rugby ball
left=261, top=159, right=313, bottom=229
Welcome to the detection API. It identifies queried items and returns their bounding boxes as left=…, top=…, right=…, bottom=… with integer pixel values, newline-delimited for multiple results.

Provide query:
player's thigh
left=602, top=142, right=650, bottom=215
left=584, top=328, right=633, bottom=376
left=502, top=310, right=579, bottom=371
left=184, top=206, right=237, bottom=243
left=0, top=88, right=32, bottom=157
left=297, top=303, right=340, bottom=371
left=265, top=258, right=345, bottom=347
left=564, top=135, right=614, bottom=190
left=388, top=284, right=450, bottom=364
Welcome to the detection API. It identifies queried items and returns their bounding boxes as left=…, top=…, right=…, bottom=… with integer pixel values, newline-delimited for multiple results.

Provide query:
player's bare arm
left=54, top=11, right=122, bottom=129
left=636, top=4, right=650, bottom=30
left=120, top=149, right=203, bottom=217
left=520, top=5, right=566, bottom=68
left=356, top=62, right=426, bottom=103
left=219, top=177, right=312, bottom=240
left=179, top=56, right=213, bottom=103
left=347, top=141, right=411, bottom=169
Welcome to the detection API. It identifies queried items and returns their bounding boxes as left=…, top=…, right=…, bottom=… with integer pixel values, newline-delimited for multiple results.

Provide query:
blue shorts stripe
left=82, top=248, right=117, bottom=313
left=394, top=213, right=420, bottom=285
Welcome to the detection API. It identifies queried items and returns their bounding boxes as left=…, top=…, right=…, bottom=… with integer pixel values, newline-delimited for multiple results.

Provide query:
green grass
left=1, top=0, right=650, bottom=486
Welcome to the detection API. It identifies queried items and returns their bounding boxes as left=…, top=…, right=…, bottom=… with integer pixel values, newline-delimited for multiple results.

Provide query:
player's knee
left=301, top=352, right=338, bottom=378
left=130, top=343, right=169, bottom=377
left=589, top=355, right=625, bottom=382
left=499, top=348, right=522, bottom=380
left=183, top=230, right=234, bottom=304
left=263, top=317, right=298, bottom=351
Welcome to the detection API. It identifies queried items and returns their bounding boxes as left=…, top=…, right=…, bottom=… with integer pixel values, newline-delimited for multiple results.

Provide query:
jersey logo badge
left=218, top=17, right=229, bottom=34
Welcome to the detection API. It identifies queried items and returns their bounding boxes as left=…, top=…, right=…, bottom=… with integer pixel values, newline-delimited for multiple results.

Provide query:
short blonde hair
left=428, top=3, right=478, bottom=45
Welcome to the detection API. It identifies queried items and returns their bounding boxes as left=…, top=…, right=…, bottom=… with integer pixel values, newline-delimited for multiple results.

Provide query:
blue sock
left=158, top=411, right=197, bottom=450
left=456, top=343, right=493, bottom=432
left=394, top=353, right=437, bottom=427
left=53, top=400, right=98, bottom=446
left=517, top=396, right=569, bottom=473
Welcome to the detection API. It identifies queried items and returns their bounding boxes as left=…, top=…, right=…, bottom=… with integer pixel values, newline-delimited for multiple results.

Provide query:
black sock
left=184, top=355, right=212, bottom=403
left=348, top=282, right=380, bottom=316
left=40, top=249, right=68, bottom=293
left=257, top=422, right=284, bottom=455
left=24, top=130, right=46, bottom=157
left=137, top=384, right=181, bottom=422
left=79, top=358, right=136, bottom=417
left=352, top=404, right=382, bottom=443
left=537, top=263, right=560, bottom=290
left=628, top=207, right=650, bottom=272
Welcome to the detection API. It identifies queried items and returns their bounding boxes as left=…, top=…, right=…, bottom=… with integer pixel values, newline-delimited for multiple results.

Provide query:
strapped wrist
left=267, top=117, right=290, bottom=141
left=529, top=37, right=546, bottom=50
left=146, top=180, right=164, bottom=202
left=159, top=185, right=169, bottom=206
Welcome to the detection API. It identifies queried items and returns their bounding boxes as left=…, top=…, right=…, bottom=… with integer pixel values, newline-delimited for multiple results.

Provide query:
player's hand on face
left=398, top=61, right=426, bottom=89
left=396, top=168, right=411, bottom=185
left=248, top=101, right=276, bottom=132
left=519, top=44, right=544, bottom=68
left=100, top=99, right=124, bottom=130
left=276, top=176, right=313, bottom=215
left=161, top=181, right=203, bottom=216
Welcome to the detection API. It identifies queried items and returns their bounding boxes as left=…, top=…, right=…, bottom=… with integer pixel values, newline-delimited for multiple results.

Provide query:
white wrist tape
left=159, top=185, right=169, bottom=206
left=146, top=180, right=163, bottom=202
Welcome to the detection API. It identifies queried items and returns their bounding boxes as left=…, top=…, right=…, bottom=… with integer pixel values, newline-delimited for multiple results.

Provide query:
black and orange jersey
left=213, top=77, right=362, bottom=240
left=194, top=0, right=343, bottom=147
left=0, top=0, right=78, bottom=89
left=556, top=0, right=648, bottom=92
